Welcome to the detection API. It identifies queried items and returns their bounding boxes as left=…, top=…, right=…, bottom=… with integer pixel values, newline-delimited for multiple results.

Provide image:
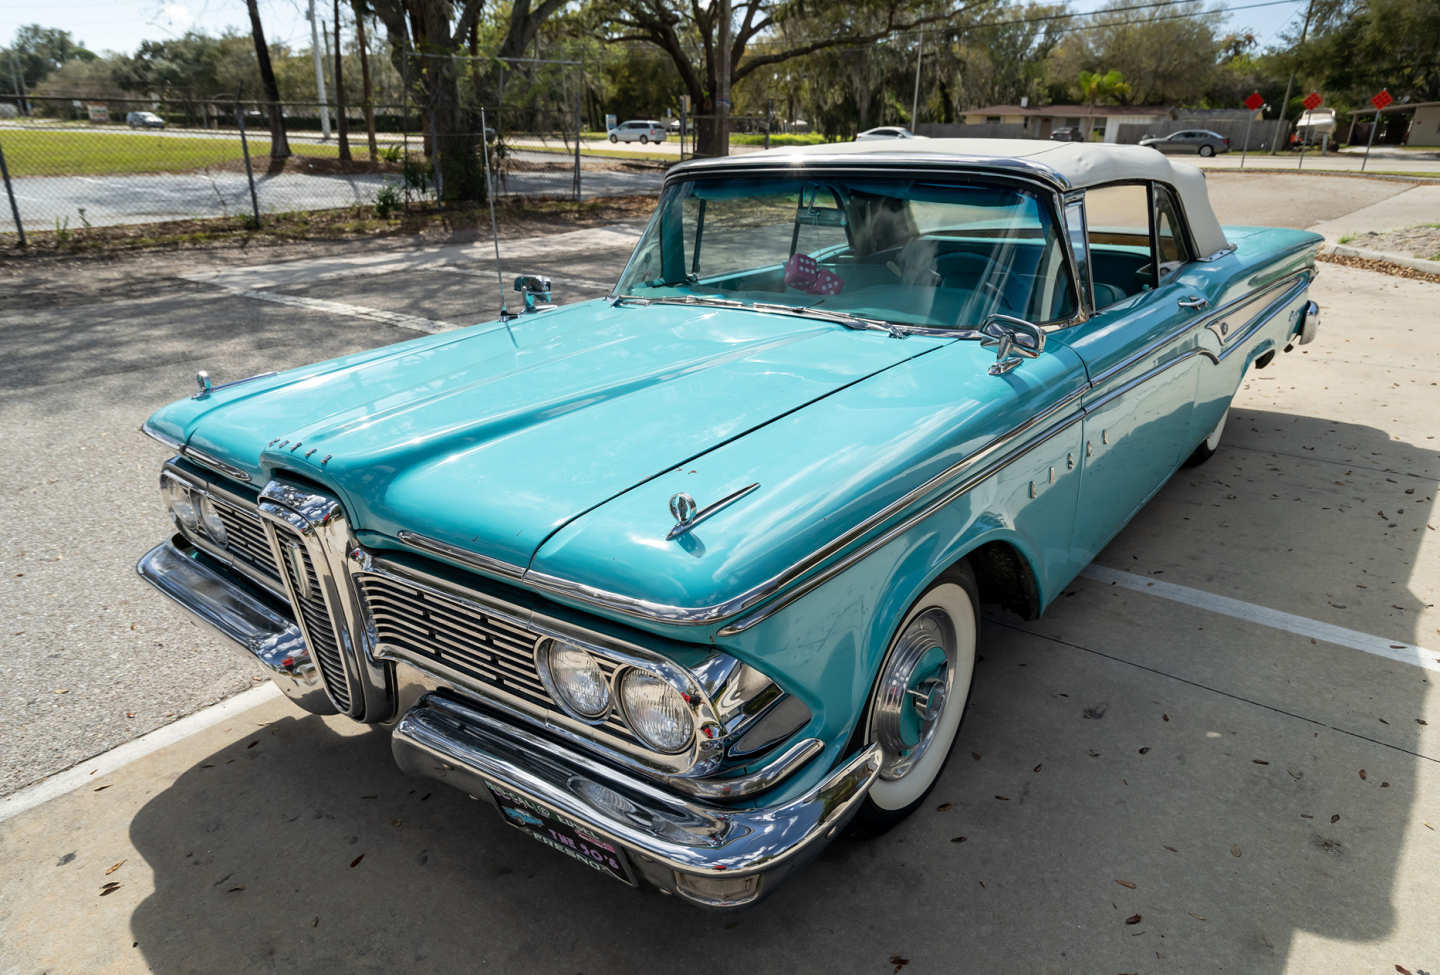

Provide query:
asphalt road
left=0, top=171, right=1437, bottom=973
left=0, top=161, right=664, bottom=232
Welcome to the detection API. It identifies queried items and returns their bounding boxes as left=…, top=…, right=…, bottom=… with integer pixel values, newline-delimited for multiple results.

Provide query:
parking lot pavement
left=1, top=174, right=1437, bottom=972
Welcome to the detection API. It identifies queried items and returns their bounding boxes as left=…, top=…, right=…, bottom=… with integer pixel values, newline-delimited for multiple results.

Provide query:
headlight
left=541, top=640, right=612, bottom=721
left=196, top=495, right=227, bottom=546
left=618, top=669, right=694, bottom=754
left=162, top=474, right=200, bottom=534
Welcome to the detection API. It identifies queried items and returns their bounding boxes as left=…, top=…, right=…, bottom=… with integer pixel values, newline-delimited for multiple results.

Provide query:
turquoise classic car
left=138, top=139, right=1321, bottom=908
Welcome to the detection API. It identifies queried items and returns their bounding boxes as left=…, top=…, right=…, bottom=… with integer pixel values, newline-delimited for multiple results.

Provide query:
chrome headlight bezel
left=616, top=666, right=696, bottom=754
left=161, top=470, right=202, bottom=534
left=536, top=638, right=614, bottom=724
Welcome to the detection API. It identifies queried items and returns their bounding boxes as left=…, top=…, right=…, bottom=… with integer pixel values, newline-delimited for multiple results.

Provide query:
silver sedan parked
left=1139, top=129, right=1230, bottom=157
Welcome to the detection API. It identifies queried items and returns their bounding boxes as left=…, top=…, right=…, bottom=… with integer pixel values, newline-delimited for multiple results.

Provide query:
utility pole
left=911, top=29, right=924, bottom=132
left=307, top=0, right=332, bottom=140
left=717, top=0, right=731, bottom=156
left=1269, top=0, right=1314, bottom=154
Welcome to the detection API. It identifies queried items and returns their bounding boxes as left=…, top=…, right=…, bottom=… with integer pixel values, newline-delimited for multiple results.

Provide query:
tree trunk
left=351, top=2, right=378, bottom=161
left=333, top=0, right=351, bottom=161
left=245, top=0, right=290, bottom=160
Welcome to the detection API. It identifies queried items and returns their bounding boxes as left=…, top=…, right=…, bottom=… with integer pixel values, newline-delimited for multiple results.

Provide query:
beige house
left=1408, top=104, right=1440, bottom=147
left=959, top=104, right=1174, bottom=142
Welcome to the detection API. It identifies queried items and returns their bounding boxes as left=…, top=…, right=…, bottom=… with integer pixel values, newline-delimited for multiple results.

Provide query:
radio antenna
left=479, top=107, right=518, bottom=346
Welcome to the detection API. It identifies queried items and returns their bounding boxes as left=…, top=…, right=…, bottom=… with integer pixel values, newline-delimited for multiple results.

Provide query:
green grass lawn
left=0, top=128, right=342, bottom=177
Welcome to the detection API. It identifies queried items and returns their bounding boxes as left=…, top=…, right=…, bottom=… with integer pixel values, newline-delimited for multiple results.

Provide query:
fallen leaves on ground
left=1359, top=769, right=1368, bottom=780
left=1231, top=845, right=1242, bottom=857
left=889, top=955, right=910, bottom=973
left=1125, top=914, right=1142, bottom=925
left=349, top=854, right=365, bottom=868
left=1188, top=912, right=1207, bottom=921
left=99, top=882, right=121, bottom=896
left=936, top=802, right=952, bottom=811
left=950, top=836, right=967, bottom=844
left=1115, top=879, right=1136, bottom=889
left=105, top=859, right=125, bottom=875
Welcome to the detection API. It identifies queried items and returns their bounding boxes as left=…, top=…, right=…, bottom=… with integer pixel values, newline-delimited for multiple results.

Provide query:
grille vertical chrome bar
left=256, top=479, right=393, bottom=722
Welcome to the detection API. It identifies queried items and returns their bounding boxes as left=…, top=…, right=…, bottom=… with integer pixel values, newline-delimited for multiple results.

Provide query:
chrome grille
left=210, top=497, right=280, bottom=581
left=357, top=572, right=634, bottom=739
left=274, top=526, right=351, bottom=713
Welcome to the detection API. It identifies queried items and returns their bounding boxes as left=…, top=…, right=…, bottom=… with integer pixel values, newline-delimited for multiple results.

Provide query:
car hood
left=147, top=300, right=945, bottom=571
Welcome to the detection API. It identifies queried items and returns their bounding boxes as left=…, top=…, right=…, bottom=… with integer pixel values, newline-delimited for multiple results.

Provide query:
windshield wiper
left=612, top=293, right=745, bottom=310
left=613, top=293, right=909, bottom=339
left=750, top=302, right=907, bottom=339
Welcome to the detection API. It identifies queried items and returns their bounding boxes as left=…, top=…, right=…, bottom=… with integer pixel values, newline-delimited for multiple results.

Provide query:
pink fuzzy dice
left=784, top=253, right=843, bottom=296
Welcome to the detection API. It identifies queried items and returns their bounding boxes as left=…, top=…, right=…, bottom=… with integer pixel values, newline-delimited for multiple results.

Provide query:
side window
left=1084, top=184, right=1152, bottom=308
left=1153, top=185, right=1191, bottom=279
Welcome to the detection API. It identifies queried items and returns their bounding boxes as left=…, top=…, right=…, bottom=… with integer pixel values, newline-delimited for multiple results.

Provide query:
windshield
left=614, top=174, right=1077, bottom=330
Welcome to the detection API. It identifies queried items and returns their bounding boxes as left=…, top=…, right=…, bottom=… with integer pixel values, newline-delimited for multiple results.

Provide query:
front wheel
left=852, top=564, right=979, bottom=834
left=639, top=134, right=649, bottom=144
left=609, top=133, right=618, bottom=143
left=1199, top=144, right=1215, bottom=157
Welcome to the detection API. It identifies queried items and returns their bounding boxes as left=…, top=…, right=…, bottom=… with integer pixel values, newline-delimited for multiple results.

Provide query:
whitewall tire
left=853, top=564, right=979, bottom=831
left=1185, top=407, right=1228, bottom=466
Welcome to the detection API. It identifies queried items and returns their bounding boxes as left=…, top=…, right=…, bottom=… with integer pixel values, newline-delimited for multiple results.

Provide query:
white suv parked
left=609, top=120, right=667, bottom=144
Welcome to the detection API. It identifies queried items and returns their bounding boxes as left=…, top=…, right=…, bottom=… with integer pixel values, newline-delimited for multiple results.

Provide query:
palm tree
left=1077, top=69, right=1132, bottom=141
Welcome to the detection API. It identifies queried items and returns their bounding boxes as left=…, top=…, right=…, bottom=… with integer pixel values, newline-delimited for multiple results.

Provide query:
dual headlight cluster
left=540, top=639, right=695, bottom=754
left=162, top=473, right=228, bottom=547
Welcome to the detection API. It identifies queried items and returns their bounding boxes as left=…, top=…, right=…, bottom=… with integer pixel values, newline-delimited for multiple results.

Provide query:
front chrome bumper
left=393, top=692, right=881, bottom=907
left=139, top=535, right=881, bottom=907
left=136, top=537, right=336, bottom=716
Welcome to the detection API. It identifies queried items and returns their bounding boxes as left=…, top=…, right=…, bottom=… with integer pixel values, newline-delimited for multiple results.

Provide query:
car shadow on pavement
left=126, top=410, right=1434, bottom=974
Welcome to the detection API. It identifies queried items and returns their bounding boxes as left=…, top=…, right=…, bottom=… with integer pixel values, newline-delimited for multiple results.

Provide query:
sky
left=0, top=0, right=1311, bottom=60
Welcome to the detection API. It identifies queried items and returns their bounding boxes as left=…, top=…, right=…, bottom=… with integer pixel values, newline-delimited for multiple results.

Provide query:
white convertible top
left=677, top=138, right=1230, bottom=258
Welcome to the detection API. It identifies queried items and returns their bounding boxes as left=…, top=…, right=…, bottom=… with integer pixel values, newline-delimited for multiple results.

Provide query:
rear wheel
left=1199, top=144, right=1216, bottom=157
left=852, top=564, right=979, bottom=835
left=1185, top=407, right=1228, bottom=466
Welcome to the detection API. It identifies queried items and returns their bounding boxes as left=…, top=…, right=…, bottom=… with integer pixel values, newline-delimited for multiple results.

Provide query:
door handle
left=1178, top=295, right=1209, bottom=311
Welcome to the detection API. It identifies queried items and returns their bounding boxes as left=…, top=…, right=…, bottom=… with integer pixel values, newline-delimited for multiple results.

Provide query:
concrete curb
left=1328, top=243, right=1440, bottom=275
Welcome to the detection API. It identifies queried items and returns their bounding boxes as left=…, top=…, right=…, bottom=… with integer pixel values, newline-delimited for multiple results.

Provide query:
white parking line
left=0, top=683, right=281, bottom=823
left=1083, top=564, right=1440, bottom=673
left=213, top=285, right=458, bottom=334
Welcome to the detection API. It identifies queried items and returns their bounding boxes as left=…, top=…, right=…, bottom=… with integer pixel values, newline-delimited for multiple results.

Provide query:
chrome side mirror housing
left=514, top=274, right=556, bottom=313
left=979, top=314, right=1045, bottom=375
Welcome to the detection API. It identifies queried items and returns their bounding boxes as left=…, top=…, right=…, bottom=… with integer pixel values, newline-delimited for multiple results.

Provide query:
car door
left=1059, top=181, right=1206, bottom=561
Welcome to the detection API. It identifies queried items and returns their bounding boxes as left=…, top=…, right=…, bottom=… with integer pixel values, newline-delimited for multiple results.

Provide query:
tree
left=592, top=0, right=979, bottom=156
left=1078, top=68, right=1131, bottom=139
left=370, top=0, right=488, bottom=201
left=1292, top=0, right=1440, bottom=104
left=5, top=25, right=95, bottom=90
left=245, top=0, right=291, bottom=160
left=333, top=0, right=352, bottom=161
left=350, top=1, right=379, bottom=161
left=1048, top=0, right=1221, bottom=105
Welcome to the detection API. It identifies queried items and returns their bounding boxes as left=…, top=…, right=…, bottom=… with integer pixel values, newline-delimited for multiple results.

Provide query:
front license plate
left=488, top=784, right=637, bottom=887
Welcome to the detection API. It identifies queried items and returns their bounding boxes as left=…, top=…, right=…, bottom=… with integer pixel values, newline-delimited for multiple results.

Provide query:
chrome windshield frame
left=608, top=163, right=1087, bottom=338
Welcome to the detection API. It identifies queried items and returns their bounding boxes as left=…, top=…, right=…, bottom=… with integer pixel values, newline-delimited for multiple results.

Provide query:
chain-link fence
left=0, top=66, right=612, bottom=243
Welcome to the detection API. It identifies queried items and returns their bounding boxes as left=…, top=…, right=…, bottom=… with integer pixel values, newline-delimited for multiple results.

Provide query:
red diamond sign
left=1371, top=89, right=1393, bottom=110
left=1303, top=91, right=1323, bottom=111
left=1244, top=92, right=1264, bottom=111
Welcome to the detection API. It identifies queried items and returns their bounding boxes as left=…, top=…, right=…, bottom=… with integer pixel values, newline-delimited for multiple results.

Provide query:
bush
left=374, top=183, right=401, bottom=218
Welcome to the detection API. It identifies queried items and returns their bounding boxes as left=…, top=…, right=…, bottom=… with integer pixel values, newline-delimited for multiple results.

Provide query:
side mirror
left=979, top=314, right=1045, bottom=376
left=513, top=274, right=555, bottom=313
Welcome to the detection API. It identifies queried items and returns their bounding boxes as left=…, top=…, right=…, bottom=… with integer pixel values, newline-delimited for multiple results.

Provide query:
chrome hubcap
left=872, top=608, right=956, bottom=781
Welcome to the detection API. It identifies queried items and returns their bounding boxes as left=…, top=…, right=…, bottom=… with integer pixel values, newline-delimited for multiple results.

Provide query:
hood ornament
left=667, top=483, right=760, bottom=540
left=193, top=370, right=212, bottom=398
